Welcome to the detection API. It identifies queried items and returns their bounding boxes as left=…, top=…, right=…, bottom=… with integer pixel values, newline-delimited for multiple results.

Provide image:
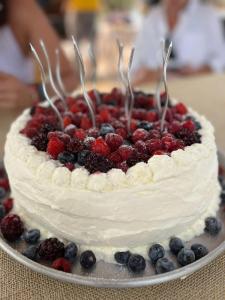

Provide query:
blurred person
left=132, top=0, right=225, bottom=86
left=64, top=0, right=101, bottom=44
left=0, top=0, right=77, bottom=108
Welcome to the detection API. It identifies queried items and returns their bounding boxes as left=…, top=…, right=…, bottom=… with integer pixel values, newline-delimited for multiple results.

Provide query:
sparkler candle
left=88, top=44, right=101, bottom=105
left=55, top=48, right=68, bottom=98
left=72, top=36, right=96, bottom=128
left=30, top=43, right=64, bottom=130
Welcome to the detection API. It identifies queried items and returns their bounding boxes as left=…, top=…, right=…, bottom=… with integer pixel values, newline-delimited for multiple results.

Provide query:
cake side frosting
left=4, top=106, right=221, bottom=262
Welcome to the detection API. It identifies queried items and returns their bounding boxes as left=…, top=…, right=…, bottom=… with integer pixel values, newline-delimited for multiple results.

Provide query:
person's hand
left=0, top=73, right=38, bottom=108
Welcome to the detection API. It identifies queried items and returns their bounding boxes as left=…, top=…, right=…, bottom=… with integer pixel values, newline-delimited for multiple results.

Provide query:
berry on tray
left=148, top=244, right=165, bottom=265
left=127, top=254, right=146, bottom=273
left=23, top=229, right=41, bottom=244
left=155, top=257, right=175, bottom=274
left=191, top=243, right=208, bottom=260
left=51, top=258, right=72, bottom=273
left=204, top=217, right=222, bottom=236
left=177, top=248, right=195, bottom=266
left=38, top=238, right=65, bottom=261
left=64, top=242, right=78, bottom=263
left=22, top=245, right=38, bottom=261
left=114, top=251, right=131, bottom=265
left=80, top=250, right=96, bottom=269
left=169, top=237, right=184, bottom=255
left=0, top=214, right=24, bottom=241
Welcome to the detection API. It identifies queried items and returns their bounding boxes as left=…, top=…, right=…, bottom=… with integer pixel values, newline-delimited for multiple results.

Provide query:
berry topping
left=77, top=150, right=91, bottom=166
left=64, top=242, right=78, bottom=263
left=117, top=161, right=128, bottom=173
left=65, top=162, right=75, bottom=171
left=22, top=245, right=38, bottom=261
left=0, top=187, right=6, bottom=200
left=99, top=123, right=115, bottom=136
left=175, top=103, right=188, bottom=115
left=105, top=133, right=123, bottom=151
left=177, top=248, right=195, bottom=266
left=58, top=151, right=77, bottom=164
left=132, top=129, right=149, bottom=143
left=118, top=145, right=134, bottom=161
left=2, top=198, right=13, bottom=213
left=80, top=250, right=96, bottom=269
left=114, top=251, right=131, bottom=265
left=155, top=257, right=175, bottom=274
left=169, top=237, right=184, bottom=255
left=84, top=152, right=114, bottom=173
left=91, top=137, right=110, bottom=156
left=31, top=133, right=48, bottom=151
left=51, top=258, right=72, bottom=273
left=74, top=128, right=86, bottom=141
left=38, top=238, right=65, bottom=261
left=191, top=243, right=208, bottom=260
left=204, top=217, right=222, bottom=236
left=0, top=214, right=24, bottom=241
left=0, top=204, right=5, bottom=220
left=148, top=244, right=165, bottom=265
left=146, top=139, right=162, bottom=154
left=23, top=229, right=40, bottom=244
left=182, top=119, right=196, bottom=132
left=47, top=138, right=65, bottom=159
left=137, top=121, right=153, bottom=131
left=127, top=254, right=146, bottom=273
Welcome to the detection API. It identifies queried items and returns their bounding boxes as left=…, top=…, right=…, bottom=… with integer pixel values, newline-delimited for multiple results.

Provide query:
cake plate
left=0, top=152, right=225, bottom=288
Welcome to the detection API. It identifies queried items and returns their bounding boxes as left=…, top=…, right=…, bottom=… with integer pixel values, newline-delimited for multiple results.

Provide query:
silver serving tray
left=0, top=152, right=225, bottom=288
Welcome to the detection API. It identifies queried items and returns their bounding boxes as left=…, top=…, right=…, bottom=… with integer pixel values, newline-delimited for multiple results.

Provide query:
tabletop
left=0, top=74, right=225, bottom=299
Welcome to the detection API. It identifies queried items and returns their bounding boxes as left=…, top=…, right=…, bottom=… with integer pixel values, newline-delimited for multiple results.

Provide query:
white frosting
left=4, top=107, right=221, bottom=262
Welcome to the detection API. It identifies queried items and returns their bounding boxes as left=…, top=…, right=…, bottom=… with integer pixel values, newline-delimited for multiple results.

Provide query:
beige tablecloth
left=0, top=74, right=225, bottom=300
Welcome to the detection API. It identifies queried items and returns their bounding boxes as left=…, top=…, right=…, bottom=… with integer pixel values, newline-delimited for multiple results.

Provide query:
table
left=0, top=74, right=225, bottom=299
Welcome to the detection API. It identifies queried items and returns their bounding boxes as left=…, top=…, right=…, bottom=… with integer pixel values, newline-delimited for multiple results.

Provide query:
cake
left=4, top=88, right=221, bottom=262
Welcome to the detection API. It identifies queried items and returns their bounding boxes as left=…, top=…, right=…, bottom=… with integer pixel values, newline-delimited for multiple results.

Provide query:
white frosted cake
left=4, top=89, right=221, bottom=262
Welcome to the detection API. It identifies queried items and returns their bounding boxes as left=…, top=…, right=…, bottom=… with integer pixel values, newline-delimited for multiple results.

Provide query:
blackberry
left=84, top=152, right=114, bottom=173
left=38, top=238, right=65, bottom=261
left=175, top=128, right=201, bottom=146
left=0, top=214, right=24, bottom=241
left=66, top=138, right=84, bottom=153
left=31, top=133, right=48, bottom=151
left=39, top=123, right=57, bottom=135
left=30, top=106, right=36, bottom=116
left=127, top=152, right=149, bottom=167
left=77, top=150, right=91, bottom=166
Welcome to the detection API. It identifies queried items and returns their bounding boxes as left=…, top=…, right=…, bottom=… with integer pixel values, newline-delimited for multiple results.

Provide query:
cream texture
left=4, top=107, right=221, bottom=262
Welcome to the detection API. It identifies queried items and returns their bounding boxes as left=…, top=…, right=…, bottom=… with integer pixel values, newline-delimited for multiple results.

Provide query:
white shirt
left=132, top=0, right=225, bottom=73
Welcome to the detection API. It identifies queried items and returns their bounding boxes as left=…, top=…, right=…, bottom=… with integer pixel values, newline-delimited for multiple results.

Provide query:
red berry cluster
left=21, top=88, right=201, bottom=173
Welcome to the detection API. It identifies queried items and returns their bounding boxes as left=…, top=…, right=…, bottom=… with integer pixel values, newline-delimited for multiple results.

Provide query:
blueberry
left=77, top=150, right=90, bottom=166
left=114, top=251, right=131, bottom=265
left=204, top=217, right=222, bottom=236
left=80, top=250, right=96, bottom=269
left=64, top=242, right=78, bottom=262
left=0, top=204, right=5, bottom=219
left=177, top=248, right=195, bottom=266
left=155, top=257, right=175, bottom=274
left=169, top=237, right=184, bottom=255
left=23, top=229, right=40, bottom=244
left=191, top=243, right=208, bottom=260
left=99, top=123, right=115, bottom=136
left=0, top=187, right=6, bottom=200
left=127, top=254, right=146, bottom=273
left=220, top=190, right=225, bottom=205
left=148, top=244, right=165, bottom=265
left=22, top=245, right=38, bottom=261
left=137, top=121, right=153, bottom=131
left=219, top=176, right=225, bottom=189
left=57, top=151, right=77, bottom=164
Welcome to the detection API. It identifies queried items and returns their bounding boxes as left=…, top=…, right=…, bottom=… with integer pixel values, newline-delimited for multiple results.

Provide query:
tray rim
left=0, top=151, right=224, bottom=288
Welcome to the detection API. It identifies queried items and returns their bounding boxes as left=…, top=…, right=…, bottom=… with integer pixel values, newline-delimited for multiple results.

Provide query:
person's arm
left=9, top=0, right=78, bottom=94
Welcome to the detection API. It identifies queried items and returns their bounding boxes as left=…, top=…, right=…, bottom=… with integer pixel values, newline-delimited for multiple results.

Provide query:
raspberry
left=51, top=258, right=72, bottom=273
left=134, top=140, right=147, bottom=154
left=80, top=116, right=92, bottom=130
left=91, top=137, right=110, bottom=156
left=146, top=111, right=158, bottom=122
left=2, top=198, right=13, bottom=213
left=31, top=133, right=48, bottom=151
left=161, top=136, right=177, bottom=152
left=0, top=178, right=10, bottom=191
left=84, top=152, right=114, bottom=173
left=116, top=128, right=127, bottom=139
left=47, top=138, right=65, bottom=159
left=66, top=138, right=84, bottom=153
left=153, top=150, right=167, bottom=155
left=132, top=129, right=149, bottom=143
left=105, top=133, right=123, bottom=151
left=169, top=121, right=182, bottom=134
left=0, top=214, right=24, bottom=241
left=63, top=115, right=72, bottom=128
left=99, top=108, right=112, bottom=123
left=74, top=129, right=86, bottom=141
left=38, top=238, right=65, bottom=261
left=47, top=131, right=70, bottom=144
left=117, top=161, right=128, bottom=172
left=132, top=109, right=146, bottom=120
left=182, top=120, right=196, bottom=132
left=64, top=162, right=75, bottom=171
left=175, top=103, right=188, bottom=115
left=146, top=139, right=162, bottom=154
left=21, top=127, right=38, bottom=138
left=148, top=129, right=161, bottom=139
left=175, top=128, right=201, bottom=146
left=108, top=151, right=123, bottom=163
left=87, top=127, right=99, bottom=138
left=118, top=145, right=135, bottom=161
left=64, top=124, right=77, bottom=137
left=127, top=151, right=149, bottom=167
